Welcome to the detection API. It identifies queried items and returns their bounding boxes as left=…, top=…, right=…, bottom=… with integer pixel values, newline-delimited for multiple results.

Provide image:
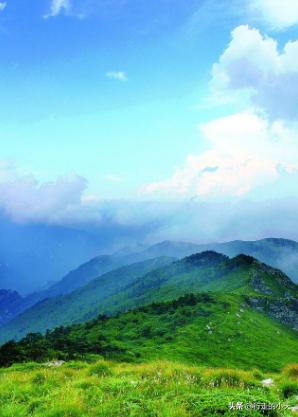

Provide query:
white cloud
left=44, top=0, right=71, bottom=18
left=106, top=71, right=128, bottom=82
left=0, top=2, right=6, bottom=12
left=143, top=112, right=298, bottom=198
left=0, top=161, right=96, bottom=223
left=143, top=25, right=298, bottom=199
left=3, top=163, right=298, bottom=244
left=211, top=25, right=298, bottom=120
left=250, top=0, right=298, bottom=30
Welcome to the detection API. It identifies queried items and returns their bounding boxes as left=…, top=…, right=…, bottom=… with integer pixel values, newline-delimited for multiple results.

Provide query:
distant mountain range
left=0, top=215, right=152, bottom=295
left=0, top=257, right=175, bottom=342
left=23, top=236, right=298, bottom=305
left=1, top=237, right=298, bottom=336
left=2, top=236, right=298, bottom=297
left=1, top=251, right=297, bottom=372
left=1, top=247, right=297, bottom=345
left=145, top=238, right=298, bottom=283
left=0, top=218, right=106, bottom=294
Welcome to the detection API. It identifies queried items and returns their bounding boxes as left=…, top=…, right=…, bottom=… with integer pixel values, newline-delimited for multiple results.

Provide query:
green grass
left=0, top=359, right=297, bottom=417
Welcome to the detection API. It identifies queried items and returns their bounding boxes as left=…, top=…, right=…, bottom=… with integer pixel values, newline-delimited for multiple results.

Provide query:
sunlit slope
left=1, top=293, right=298, bottom=371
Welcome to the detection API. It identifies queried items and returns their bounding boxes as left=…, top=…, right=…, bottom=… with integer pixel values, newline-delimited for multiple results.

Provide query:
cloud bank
left=2, top=160, right=298, bottom=243
left=0, top=161, right=93, bottom=223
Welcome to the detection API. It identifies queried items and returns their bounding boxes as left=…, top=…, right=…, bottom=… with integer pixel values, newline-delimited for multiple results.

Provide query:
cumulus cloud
left=44, top=0, right=71, bottom=18
left=211, top=25, right=298, bottom=120
left=0, top=161, right=96, bottom=223
left=0, top=2, right=6, bottom=12
left=106, top=71, right=128, bottom=82
left=144, top=26, right=298, bottom=199
left=250, top=0, right=298, bottom=30
left=143, top=112, right=298, bottom=197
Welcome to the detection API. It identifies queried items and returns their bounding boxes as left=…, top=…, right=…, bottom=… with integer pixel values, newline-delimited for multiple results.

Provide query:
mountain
left=30, top=236, right=298, bottom=302
left=12, top=250, right=178, bottom=315
left=0, top=215, right=155, bottom=295
left=0, top=290, right=24, bottom=326
left=42, top=241, right=203, bottom=298
left=144, top=238, right=298, bottom=283
left=1, top=251, right=297, bottom=344
left=209, top=238, right=298, bottom=283
left=3, top=236, right=298, bottom=307
left=3, top=237, right=298, bottom=325
left=140, top=240, right=202, bottom=259
left=24, top=254, right=139, bottom=307
left=0, top=256, right=175, bottom=343
left=94, top=252, right=298, bottom=327
left=1, top=292, right=297, bottom=372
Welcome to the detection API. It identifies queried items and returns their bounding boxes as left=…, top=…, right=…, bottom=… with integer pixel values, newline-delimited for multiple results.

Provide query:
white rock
left=289, top=406, right=298, bottom=413
left=45, top=360, right=65, bottom=367
left=261, top=378, right=274, bottom=387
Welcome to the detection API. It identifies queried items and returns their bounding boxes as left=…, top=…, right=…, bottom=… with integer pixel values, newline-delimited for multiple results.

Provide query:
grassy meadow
left=0, top=359, right=298, bottom=417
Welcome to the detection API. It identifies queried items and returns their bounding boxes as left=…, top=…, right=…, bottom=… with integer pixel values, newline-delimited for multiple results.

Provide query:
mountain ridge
left=3, top=236, right=298, bottom=330
left=1, top=291, right=297, bottom=372
left=1, top=250, right=297, bottom=344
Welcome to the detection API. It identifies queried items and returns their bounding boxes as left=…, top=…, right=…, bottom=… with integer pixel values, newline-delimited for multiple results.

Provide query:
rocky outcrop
left=247, top=296, right=298, bottom=331
left=250, top=271, right=273, bottom=295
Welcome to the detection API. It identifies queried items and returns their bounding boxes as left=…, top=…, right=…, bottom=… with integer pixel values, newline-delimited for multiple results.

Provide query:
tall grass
left=0, top=359, right=296, bottom=417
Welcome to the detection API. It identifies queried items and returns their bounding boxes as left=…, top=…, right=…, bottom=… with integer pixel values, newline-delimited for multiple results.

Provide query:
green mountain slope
left=1, top=251, right=297, bottom=344
left=1, top=293, right=297, bottom=372
left=23, top=237, right=298, bottom=309
left=0, top=256, right=174, bottom=343
left=6, top=237, right=298, bottom=325
left=22, top=253, right=151, bottom=309
left=87, top=252, right=298, bottom=325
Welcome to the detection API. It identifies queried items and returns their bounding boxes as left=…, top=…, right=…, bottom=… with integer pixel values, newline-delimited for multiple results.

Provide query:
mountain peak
left=183, top=251, right=227, bottom=266
left=231, top=254, right=257, bottom=266
left=261, top=237, right=298, bottom=248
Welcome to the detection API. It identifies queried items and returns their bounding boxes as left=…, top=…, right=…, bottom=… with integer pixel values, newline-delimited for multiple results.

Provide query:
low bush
left=89, top=361, right=112, bottom=377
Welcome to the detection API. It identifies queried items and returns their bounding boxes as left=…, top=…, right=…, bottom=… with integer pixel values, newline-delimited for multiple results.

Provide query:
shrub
left=281, top=381, right=298, bottom=398
left=252, top=369, right=264, bottom=380
left=64, top=361, right=88, bottom=369
left=203, top=368, right=256, bottom=388
left=283, top=364, right=298, bottom=379
left=31, top=372, right=46, bottom=384
left=89, top=361, right=112, bottom=377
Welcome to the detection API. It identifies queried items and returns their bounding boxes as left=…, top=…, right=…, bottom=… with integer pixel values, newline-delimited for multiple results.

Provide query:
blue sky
left=0, top=0, right=298, bottom=242
left=0, top=0, right=255, bottom=194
